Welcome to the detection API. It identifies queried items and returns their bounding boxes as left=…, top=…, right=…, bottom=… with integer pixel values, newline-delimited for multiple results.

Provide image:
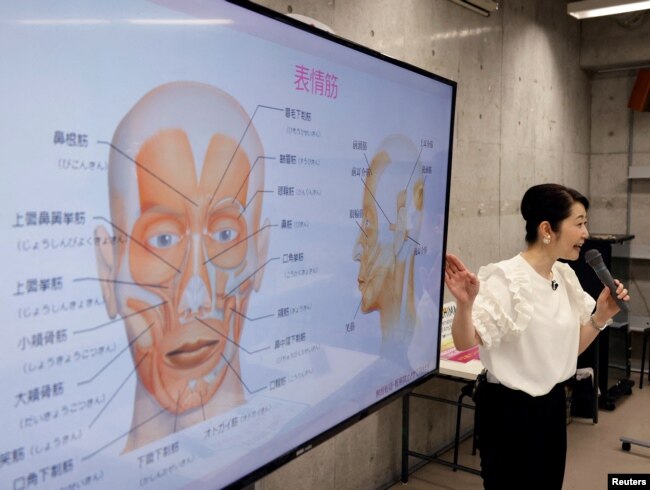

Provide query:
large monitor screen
left=0, top=1, right=455, bottom=488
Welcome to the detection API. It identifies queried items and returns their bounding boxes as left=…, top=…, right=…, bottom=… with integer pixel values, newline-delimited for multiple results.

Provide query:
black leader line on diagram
left=74, top=276, right=168, bottom=290
left=229, top=307, right=275, bottom=322
left=204, top=223, right=277, bottom=265
left=238, top=189, right=275, bottom=219
left=93, top=215, right=181, bottom=273
left=73, top=301, right=166, bottom=335
left=82, top=406, right=168, bottom=462
left=77, top=321, right=156, bottom=386
left=210, top=104, right=284, bottom=206
left=88, top=353, right=149, bottom=429
left=232, top=155, right=276, bottom=205
left=98, top=140, right=199, bottom=207
left=225, top=256, right=279, bottom=298
left=194, top=317, right=270, bottom=356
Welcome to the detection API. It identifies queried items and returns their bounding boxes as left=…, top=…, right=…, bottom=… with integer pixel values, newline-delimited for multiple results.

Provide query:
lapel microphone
left=551, top=279, right=558, bottom=291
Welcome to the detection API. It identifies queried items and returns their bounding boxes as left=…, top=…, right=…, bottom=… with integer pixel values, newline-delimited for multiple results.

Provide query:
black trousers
left=475, top=381, right=567, bottom=490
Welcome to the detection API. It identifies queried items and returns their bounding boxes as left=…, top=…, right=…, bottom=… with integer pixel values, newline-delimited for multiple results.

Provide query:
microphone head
left=584, top=249, right=602, bottom=266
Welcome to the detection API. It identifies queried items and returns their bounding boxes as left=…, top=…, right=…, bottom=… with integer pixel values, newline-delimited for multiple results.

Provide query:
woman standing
left=445, top=183, right=630, bottom=489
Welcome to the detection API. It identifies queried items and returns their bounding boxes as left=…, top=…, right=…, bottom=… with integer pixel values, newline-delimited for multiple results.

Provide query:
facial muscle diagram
left=95, top=81, right=270, bottom=451
left=353, top=135, right=425, bottom=363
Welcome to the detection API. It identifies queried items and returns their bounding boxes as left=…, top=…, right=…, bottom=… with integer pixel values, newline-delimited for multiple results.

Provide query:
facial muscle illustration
left=353, top=135, right=424, bottom=360
left=95, top=81, right=269, bottom=451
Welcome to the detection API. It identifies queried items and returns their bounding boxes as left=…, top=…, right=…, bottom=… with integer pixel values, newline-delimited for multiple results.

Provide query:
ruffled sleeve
left=555, top=262, right=596, bottom=324
left=472, top=259, right=534, bottom=349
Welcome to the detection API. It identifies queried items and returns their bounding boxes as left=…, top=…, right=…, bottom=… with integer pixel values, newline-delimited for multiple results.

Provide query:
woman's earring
left=543, top=235, right=551, bottom=245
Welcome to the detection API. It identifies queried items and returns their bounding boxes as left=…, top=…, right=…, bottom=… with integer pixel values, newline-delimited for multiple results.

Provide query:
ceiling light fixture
left=448, top=0, right=499, bottom=17
left=567, top=0, right=650, bottom=19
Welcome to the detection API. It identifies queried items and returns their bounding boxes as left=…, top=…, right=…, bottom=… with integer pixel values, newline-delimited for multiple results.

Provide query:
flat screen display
left=0, top=1, right=455, bottom=488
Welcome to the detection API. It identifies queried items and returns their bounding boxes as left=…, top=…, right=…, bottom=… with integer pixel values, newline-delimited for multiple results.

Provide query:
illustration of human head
left=352, top=135, right=424, bottom=345
left=95, top=81, right=269, bottom=447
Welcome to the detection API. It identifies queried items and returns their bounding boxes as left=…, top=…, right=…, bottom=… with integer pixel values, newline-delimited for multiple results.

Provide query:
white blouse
left=472, top=254, right=595, bottom=396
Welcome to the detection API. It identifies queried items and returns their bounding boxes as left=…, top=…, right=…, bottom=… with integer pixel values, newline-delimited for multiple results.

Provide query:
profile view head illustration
left=95, top=81, right=269, bottom=451
left=352, top=134, right=424, bottom=357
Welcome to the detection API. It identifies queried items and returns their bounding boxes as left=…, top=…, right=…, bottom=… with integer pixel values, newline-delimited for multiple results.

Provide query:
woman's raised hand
left=445, top=253, right=480, bottom=306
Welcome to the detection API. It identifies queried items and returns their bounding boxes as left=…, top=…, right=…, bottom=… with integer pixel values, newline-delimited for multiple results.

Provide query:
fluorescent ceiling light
left=448, top=0, right=499, bottom=17
left=18, top=19, right=111, bottom=25
left=567, top=0, right=650, bottom=19
left=17, top=18, right=233, bottom=26
left=127, top=19, right=233, bottom=25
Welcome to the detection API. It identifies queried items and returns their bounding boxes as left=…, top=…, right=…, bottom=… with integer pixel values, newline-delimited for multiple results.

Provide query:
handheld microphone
left=584, top=249, right=629, bottom=312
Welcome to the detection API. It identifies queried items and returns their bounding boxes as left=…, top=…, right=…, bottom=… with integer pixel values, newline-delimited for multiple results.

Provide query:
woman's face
left=553, top=202, right=589, bottom=261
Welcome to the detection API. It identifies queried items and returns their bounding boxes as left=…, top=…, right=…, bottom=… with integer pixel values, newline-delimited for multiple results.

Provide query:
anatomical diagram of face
left=95, top=81, right=269, bottom=451
left=352, top=135, right=424, bottom=362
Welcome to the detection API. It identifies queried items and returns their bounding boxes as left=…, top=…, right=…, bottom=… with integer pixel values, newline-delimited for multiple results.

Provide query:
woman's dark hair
left=520, top=183, right=589, bottom=244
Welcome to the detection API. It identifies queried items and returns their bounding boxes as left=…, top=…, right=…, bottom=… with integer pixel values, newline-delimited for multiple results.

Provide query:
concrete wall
left=580, top=12, right=650, bottom=71
left=245, top=1, right=592, bottom=489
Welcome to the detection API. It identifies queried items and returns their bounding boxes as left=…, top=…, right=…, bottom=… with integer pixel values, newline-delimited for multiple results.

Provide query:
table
left=440, top=359, right=483, bottom=379
left=400, top=358, right=484, bottom=482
